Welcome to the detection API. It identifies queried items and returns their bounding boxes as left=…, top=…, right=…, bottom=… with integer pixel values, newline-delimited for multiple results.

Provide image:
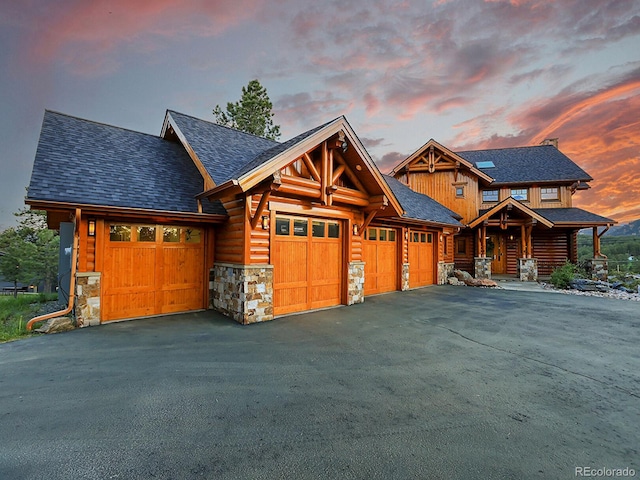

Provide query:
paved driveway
left=1, top=286, right=638, bottom=479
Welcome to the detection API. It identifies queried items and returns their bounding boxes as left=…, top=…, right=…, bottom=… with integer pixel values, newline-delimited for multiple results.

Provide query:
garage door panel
left=364, top=227, right=398, bottom=295
left=103, top=224, right=205, bottom=322
left=409, top=231, right=435, bottom=288
left=273, top=216, right=342, bottom=316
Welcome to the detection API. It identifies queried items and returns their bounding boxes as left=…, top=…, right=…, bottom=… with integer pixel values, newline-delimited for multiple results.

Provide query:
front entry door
left=487, top=234, right=506, bottom=274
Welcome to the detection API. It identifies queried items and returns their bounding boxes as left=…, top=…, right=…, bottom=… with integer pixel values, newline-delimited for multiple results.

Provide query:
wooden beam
left=333, top=151, right=367, bottom=194
left=332, top=164, right=346, bottom=184
left=250, top=190, right=272, bottom=229
left=361, top=210, right=376, bottom=231
left=327, top=148, right=334, bottom=206
left=302, top=153, right=321, bottom=182
left=321, top=141, right=328, bottom=205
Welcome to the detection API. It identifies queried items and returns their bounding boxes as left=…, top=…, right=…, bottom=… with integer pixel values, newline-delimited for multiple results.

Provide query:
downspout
left=26, top=209, right=80, bottom=331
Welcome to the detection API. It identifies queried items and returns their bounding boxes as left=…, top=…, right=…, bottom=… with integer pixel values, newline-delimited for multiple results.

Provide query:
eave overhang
left=25, top=199, right=228, bottom=224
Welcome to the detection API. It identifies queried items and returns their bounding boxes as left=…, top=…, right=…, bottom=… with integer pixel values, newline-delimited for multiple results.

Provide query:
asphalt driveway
left=1, top=286, right=638, bottom=479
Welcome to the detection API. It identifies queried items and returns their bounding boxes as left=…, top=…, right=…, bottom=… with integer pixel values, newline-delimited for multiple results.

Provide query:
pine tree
left=213, top=79, right=281, bottom=140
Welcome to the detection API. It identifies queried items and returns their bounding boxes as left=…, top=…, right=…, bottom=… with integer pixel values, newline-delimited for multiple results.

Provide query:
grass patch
left=0, top=293, right=58, bottom=343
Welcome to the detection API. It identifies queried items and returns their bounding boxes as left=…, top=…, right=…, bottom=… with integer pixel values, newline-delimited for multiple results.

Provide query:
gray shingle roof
left=534, top=208, right=615, bottom=224
left=27, top=111, right=226, bottom=215
left=383, top=176, right=463, bottom=227
left=167, top=110, right=279, bottom=185
left=457, top=145, right=592, bottom=185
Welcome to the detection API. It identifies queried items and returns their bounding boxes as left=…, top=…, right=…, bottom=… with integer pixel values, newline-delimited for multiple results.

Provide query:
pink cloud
left=19, top=0, right=265, bottom=75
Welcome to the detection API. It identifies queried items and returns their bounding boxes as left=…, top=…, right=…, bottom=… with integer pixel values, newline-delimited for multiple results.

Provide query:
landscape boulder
left=464, top=278, right=499, bottom=288
left=453, top=270, right=473, bottom=282
left=34, top=317, right=75, bottom=334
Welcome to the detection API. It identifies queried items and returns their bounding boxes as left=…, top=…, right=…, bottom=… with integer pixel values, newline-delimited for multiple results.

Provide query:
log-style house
left=26, top=111, right=462, bottom=326
left=390, top=139, right=616, bottom=281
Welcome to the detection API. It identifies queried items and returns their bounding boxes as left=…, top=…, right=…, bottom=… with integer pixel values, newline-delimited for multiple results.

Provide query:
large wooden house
left=390, top=139, right=616, bottom=281
left=26, top=111, right=462, bottom=326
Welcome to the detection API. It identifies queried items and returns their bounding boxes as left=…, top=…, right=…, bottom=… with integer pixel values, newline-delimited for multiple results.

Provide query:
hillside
left=608, top=219, right=640, bottom=236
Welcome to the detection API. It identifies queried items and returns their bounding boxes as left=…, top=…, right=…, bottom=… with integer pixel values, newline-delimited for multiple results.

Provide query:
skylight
left=475, top=161, right=495, bottom=168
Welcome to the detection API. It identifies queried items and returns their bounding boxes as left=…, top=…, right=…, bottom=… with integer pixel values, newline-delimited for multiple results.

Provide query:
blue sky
left=1, top=0, right=639, bottom=229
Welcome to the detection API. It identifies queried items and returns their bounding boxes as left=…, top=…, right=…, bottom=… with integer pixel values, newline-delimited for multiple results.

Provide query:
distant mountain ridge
left=608, top=219, right=640, bottom=236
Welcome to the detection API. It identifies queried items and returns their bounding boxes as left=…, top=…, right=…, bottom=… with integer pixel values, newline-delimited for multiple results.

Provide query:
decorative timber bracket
left=250, top=172, right=282, bottom=229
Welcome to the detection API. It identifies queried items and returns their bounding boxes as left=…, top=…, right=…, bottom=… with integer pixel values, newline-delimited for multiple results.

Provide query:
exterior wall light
left=352, top=224, right=359, bottom=236
left=261, top=215, right=269, bottom=230
left=88, top=219, right=96, bottom=237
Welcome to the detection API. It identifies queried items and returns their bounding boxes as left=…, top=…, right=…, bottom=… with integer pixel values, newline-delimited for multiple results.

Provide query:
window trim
left=541, top=187, right=559, bottom=201
left=510, top=188, right=529, bottom=201
left=482, top=189, right=499, bottom=203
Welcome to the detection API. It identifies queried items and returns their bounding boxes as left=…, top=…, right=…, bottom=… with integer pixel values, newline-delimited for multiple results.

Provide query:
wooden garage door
left=102, top=224, right=205, bottom=322
left=364, top=227, right=398, bottom=295
left=273, top=216, right=343, bottom=316
left=408, top=231, right=435, bottom=288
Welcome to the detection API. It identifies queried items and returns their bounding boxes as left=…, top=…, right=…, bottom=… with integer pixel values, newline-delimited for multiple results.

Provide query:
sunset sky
left=1, top=0, right=639, bottom=229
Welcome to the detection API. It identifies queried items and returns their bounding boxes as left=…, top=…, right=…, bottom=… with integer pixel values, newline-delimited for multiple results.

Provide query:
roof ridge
left=44, top=109, right=160, bottom=139
left=167, top=109, right=281, bottom=145
left=457, top=144, right=556, bottom=154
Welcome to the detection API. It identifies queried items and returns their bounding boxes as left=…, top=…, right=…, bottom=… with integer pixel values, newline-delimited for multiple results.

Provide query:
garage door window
left=411, top=231, right=433, bottom=243
left=293, top=219, right=308, bottom=237
left=163, top=227, right=180, bottom=243
left=110, top=225, right=131, bottom=242
left=185, top=228, right=201, bottom=243
left=312, top=221, right=325, bottom=237
left=137, top=226, right=156, bottom=242
left=275, top=217, right=290, bottom=235
left=328, top=222, right=340, bottom=238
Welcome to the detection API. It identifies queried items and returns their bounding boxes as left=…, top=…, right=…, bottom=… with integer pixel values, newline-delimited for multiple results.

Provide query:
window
left=185, top=228, right=201, bottom=243
left=369, top=228, right=377, bottom=241
left=456, top=238, right=467, bottom=254
left=110, top=225, right=131, bottom=242
left=163, top=227, right=180, bottom=242
left=455, top=186, right=464, bottom=198
left=412, top=232, right=419, bottom=242
left=137, top=226, right=156, bottom=242
left=379, top=229, right=387, bottom=241
left=541, top=187, right=559, bottom=201
left=293, top=219, right=308, bottom=237
left=275, top=217, right=290, bottom=236
left=312, top=221, right=325, bottom=238
left=388, top=230, right=396, bottom=242
left=327, top=222, right=340, bottom=238
left=427, top=233, right=433, bottom=243
left=482, top=190, right=499, bottom=202
left=510, top=188, right=528, bottom=201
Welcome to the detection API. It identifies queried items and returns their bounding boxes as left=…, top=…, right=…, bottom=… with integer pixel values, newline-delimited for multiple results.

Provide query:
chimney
left=540, top=138, right=559, bottom=148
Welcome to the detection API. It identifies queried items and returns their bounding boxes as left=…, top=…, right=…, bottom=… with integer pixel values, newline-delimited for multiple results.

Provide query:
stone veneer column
left=438, top=262, right=455, bottom=285
left=211, top=263, right=273, bottom=324
left=401, top=263, right=410, bottom=291
left=75, top=272, right=101, bottom=327
left=347, top=261, right=365, bottom=305
left=589, top=258, right=608, bottom=282
left=474, top=257, right=492, bottom=279
left=517, top=258, right=538, bottom=281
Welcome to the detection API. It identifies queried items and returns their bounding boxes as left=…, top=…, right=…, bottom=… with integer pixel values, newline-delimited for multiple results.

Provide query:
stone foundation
left=589, top=258, right=609, bottom=282
left=474, top=257, right=492, bottom=279
left=401, top=263, right=410, bottom=291
left=347, top=261, right=365, bottom=305
left=211, top=263, right=273, bottom=325
left=518, top=258, right=538, bottom=282
left=438, top=262, right=455, bottom=285
left=75, top=272, right=101, bottom=327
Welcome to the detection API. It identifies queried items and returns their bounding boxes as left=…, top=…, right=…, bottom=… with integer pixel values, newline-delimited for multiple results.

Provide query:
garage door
left=102, top=224, right=205, bottom=322
left=363, top=227, right=398, bottom=295
left=408, top=231, right=435, bottom=288
left=273, top=216, right=343, bottom=316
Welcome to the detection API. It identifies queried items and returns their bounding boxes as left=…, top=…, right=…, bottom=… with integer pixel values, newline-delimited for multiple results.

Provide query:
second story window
left=482, top=189, right=499, bottom=203
left=541, top=187, right=559, bottom=201
left=455, top=186, right=465, bottom=198
left=510, top=188, right=528, bottom=201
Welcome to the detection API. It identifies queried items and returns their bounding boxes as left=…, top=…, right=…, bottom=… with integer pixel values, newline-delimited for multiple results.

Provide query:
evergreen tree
left=213, top=79, right=281, bottom=140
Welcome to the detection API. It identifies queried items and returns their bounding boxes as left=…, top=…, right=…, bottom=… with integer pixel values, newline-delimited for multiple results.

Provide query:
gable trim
left=390, top=138, right=494, bottom=183
left=467, top=197, right=554, bottom=229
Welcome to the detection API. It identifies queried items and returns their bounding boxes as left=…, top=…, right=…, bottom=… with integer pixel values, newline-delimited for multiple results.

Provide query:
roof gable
left=468, top=197, right=554, bottom=229
left=457, top=145, right=593, bottom=185
left=162, top=110, right=279, bottom=188
left=27, top=110, right=225, bottom=216
left=390, top=138, right=493, bottom=183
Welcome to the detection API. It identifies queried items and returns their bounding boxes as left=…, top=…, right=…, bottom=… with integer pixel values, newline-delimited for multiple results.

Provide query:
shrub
left=550, top=261, right=586, bottom=289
